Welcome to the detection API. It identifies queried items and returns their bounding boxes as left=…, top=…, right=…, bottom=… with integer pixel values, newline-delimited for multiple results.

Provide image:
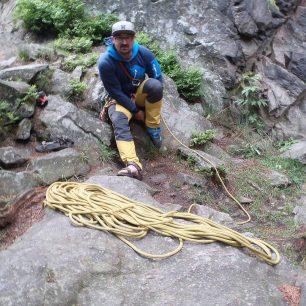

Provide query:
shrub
left=67, top=80, right=87, bottom=101
left=65, top=13, right=117, bottom=44
left=231, top=142, right=262, bottom=158
left=190, top=129, right=215, bottom=147
left=0, top=100, right=20, bottom=127
left=62, top=53, right=99, bottom=72
left=14, top=0, right=117, bottom=47
left=34, top=69, right=54, bottom=93
left=14, top=0, right=85, bottom=34
left=17, top=46, right=31, bottom=62
left=98, top=143, right=117, bottom=163
left=274, top=138, right=298, bottom=153
left=234, top=72, right=268, bottom=129
left=55, top=36, right=93, bottom=54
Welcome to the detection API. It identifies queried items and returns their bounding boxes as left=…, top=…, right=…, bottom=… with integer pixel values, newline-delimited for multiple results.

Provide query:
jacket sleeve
left=142, top=47, right=163, bottom=83
left=98, top=59, right=139, bottom=113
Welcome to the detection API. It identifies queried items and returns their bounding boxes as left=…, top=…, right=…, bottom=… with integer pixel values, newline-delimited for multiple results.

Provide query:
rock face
left=0, top=176, right=304, bottom=306
left=86, top=0, right=305, bottom=139
left=37, top=95, right=112, bottom=147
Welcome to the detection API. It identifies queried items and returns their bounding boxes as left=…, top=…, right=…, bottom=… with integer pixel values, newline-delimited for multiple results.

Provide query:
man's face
left=112, top=34, right=135, bottom=57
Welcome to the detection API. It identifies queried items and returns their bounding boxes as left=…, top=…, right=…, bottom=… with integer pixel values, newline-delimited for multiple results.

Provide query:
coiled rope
left=161, top=116, right=251, bottom=224
left=44, top=181, right=280, bottom=265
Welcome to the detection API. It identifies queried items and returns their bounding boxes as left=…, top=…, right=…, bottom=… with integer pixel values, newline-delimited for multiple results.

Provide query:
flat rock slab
left=30, top=148, right=91, bottom=185
left=0, top=64, right=48, bottom=82
left=0, top=175, right=304, bottom=306
left=0, top=146, right=31, bottom=168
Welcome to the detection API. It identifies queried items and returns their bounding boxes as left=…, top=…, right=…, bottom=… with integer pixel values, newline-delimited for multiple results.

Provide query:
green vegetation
left=136, top=33, right=204, bottom=102
left=17, top=46, right=31, bottom=62
left=230, top=142, right=262, bottom=158
left=14, top=0, right=85, bottom=34
left=274, top=138, right=298, bottom=153
left=192, top=186, right=214, bottom=205
left=34, top=69, right=54, bottom=93
left=14, top=0, right=117, bottom=51
left=54, top=37, right=93, bottom=54
left=234, top=72, right=268, bottom=130
left=67, top=80, right=87, bottom=102
left=0, top=100, right=19, bottom=127
left=190, top=129, right=215, bottom=147
left=186, top=155, right=196, bottom=168
left=62, top=53, right=99, bottom=72
left=98, top=143, right=117, bottom=164
left=17, top=85, right=39, bottom=106
left=0, top=85, right=39, bottom=141
left=261, top=156, right=305, bottom=187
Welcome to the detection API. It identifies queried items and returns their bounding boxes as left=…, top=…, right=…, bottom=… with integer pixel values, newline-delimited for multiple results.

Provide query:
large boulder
left=0, top=146, right=31, bottom=169
left=30, top=148, right=91, bottom=185
left=0, top=79, right=30, bottom=105
left=0, top=175, right=304, bottom=305
left=37, top=95, right=112, bottom=147
left=0, top=170, right=40, bottom=199
left=161, top=76, right=212, bottom=149
left=0, top=64, right=49, bottom=83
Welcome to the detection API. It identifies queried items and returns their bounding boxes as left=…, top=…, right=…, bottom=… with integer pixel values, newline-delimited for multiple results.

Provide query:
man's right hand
left=134, top=110, right=145, bottom=122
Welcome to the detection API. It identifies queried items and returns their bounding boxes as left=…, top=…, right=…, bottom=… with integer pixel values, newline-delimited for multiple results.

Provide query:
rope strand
left=44, top=182, right=280, bottom=265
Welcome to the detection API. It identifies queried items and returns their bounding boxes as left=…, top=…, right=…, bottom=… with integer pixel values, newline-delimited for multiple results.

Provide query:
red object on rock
left=36, top=91, right=48, bottom=107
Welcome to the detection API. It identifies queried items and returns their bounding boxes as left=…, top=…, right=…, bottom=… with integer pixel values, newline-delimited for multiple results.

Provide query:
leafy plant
left=234, top=72, right=268, bottom=129
left=187, top=155, right=196, bottom=168
left=0, top=100, right=20, bottom=127
left=34, top=69, right=54, bottom=93
left=14, top=0, right=117, bottom=47
left=64, top=13, right=117, bottom=44
left=36, top=44, right=56, bottom=60
left=190, top=129, right=215, bottom=147
left=261, top=156, right=305, bottom=187
left=274, top=138, right=298, bottom=153
left=17, top=46, right=31, bottom=62
left=62, top=53, right=99, bottom=72
left=14, top=0, right=85, bottom=35
left=67, top=80, right=87, bottom=101
left=18, top=85, right=39, bottom=105
left=200, top=165, right=227, bottom=180
left=98, top=143, right=117, bottom=163
left=231, top=142, right=262, bottom=158
left=54, top=36, right=93, bottom=54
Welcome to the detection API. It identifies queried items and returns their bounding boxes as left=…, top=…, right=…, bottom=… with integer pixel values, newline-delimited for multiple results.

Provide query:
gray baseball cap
left=112, top=21, right=135, bottom=36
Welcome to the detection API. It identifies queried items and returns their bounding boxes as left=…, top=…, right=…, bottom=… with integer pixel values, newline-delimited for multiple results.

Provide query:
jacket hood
left=107, top=41, right=139, bottom=62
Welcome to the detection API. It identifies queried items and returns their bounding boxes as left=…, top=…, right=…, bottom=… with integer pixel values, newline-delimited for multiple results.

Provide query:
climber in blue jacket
left=98, top=20, right=163, bottom=180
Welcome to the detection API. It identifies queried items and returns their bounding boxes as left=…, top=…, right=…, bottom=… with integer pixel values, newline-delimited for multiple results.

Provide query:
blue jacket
left=98, top=41, right=163, bottom=113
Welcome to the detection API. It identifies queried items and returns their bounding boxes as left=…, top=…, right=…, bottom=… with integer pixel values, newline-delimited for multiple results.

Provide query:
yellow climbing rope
left=161, top=116, right=251, bottom=224
left=44, top=181, right=280, bottom=265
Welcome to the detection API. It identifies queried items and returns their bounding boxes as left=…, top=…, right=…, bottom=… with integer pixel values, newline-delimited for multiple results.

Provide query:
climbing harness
left=44, top=181, right=280, bottom=264
left=161, top=115, right=251, bottom=225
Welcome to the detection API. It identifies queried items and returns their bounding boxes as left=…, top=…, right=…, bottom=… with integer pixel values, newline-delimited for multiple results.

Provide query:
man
left=98, top=20, right=163, bottom=180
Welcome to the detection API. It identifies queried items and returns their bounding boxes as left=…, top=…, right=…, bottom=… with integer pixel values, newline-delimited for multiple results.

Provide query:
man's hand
left=134, top=110, right=145, bottom=122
